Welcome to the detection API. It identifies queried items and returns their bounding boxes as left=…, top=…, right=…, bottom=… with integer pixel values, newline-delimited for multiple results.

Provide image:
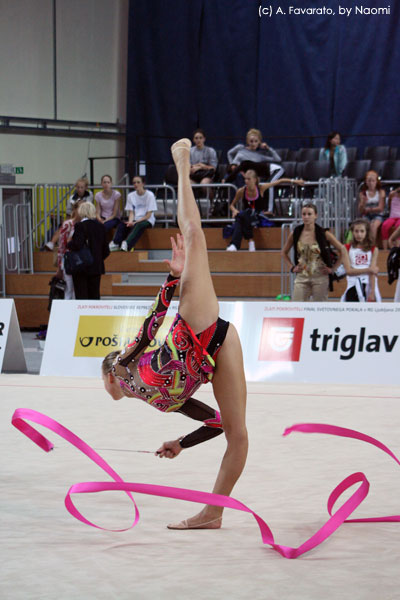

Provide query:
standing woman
left=358, top=170, right=386, bottom=244
left=341, top=219, right=381, bottom=302
left=227, top=170, right=303, bottom=251
left=95, top=175, right=122, bottom=232
left=319, top=131, right=347, bottom=176
left=282, top=203, right=343, bottom=301
left=67, top=202, right=110, bottom=300
left=55, top=204, right=80, bottom=299
left=102, top=139, right=248, bottom=530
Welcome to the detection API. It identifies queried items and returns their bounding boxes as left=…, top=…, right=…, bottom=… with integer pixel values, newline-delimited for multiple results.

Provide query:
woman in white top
left=342, top=219, right=381, bottom=302
left=95, top=174, right=122, bottom=232
left=358, top=170, right=386, bottom=244
left=109, top=175, right=158, bottom=252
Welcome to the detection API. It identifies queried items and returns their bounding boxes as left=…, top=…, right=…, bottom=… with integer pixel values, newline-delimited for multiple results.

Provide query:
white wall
left=0, top=0, right=128, bottom=183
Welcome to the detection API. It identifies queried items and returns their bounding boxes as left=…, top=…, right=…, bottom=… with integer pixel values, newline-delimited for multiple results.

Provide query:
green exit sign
left=15, top=167, right=24, bottom=174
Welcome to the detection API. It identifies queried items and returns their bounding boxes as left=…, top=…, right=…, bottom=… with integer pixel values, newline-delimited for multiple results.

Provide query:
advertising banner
left=41, top=300, right=400, bottom=384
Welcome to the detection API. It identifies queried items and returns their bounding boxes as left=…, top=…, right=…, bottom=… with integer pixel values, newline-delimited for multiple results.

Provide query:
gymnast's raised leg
left=167, top=139, right=248, bottom=529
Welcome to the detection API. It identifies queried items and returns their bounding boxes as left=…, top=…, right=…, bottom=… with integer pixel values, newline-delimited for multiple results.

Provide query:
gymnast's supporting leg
left=168, top=140, right=248, bottom=529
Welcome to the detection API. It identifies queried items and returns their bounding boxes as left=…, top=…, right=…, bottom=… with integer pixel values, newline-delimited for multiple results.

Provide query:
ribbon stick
left=11, top=408, right=399, bottom=558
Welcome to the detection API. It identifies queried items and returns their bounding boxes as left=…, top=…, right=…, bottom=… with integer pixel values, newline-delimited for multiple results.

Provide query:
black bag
left=387, top=246, right=400, bottom=285
left=48, top=276, right=66, bottom=311
left=64, top=244, right=93, bottom=275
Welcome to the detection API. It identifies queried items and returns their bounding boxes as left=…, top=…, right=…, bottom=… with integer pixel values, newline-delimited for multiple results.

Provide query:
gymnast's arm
left=116, top=273, right=180, bottom=370
left=156, top=398, right=224, bottom=458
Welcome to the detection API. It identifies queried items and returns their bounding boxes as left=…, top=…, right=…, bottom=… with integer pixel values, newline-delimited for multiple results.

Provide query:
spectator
left=67, top=202, right=109, bottom=299
left=226, top=170, right=303, bottom=251
left=55, top=204, right=80, bottom=299
left=95, top=174, right=122, bottom=232
left=381, top=187, right=400, bottom=250
left=341, top=219, right=381, bottom=302
left=358, top=170, right=385, bottom=244
left=45, top=178, right=93, bottom=251
left=281, top=202, right=343, bottom=301
left=190, top=129, right=218, bottom=188
left=319, top=131, right=347, bottom=176
left=109, top=175, right=157, bottom=252
left=224, top=128, right=283, bottom=211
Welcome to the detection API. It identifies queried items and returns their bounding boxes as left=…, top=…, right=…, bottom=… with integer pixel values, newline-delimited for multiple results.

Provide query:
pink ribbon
left=11, top=409, right=399, bottom=558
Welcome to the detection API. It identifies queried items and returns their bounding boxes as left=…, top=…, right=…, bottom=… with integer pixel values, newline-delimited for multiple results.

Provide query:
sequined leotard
left=112, top=274, right=229, bottom=448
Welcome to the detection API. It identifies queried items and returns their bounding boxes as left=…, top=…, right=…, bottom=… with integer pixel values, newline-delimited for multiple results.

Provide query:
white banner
left=0, top=299, right=27, bottom=373
left=41, top=300, right=400, bottom=385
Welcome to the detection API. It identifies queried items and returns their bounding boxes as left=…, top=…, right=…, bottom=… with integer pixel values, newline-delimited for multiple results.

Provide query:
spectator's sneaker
left=248, top=240, right=256, bottom=252
left=44, top=241, right=54, bottom=251
left=121, top=241, right=128, bottom=252
left=226, top=244, right=237, bottom=251
left=109, top=241, right=120, bottom=252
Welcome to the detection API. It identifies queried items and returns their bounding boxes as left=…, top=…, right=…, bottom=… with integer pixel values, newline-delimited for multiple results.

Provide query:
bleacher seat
left=275, top=148, right=289, bottom=160
left=297, top=148, right=320, bottom=162
left=370, top=160, right=387, bottom=177
left=286, top=149, right=298, bottom=161
left=346, top=147, right=358, bottom=161
left=280, top=161, right=297, bottom=179
left=389, top=147, right=398, bottom=160
left=303, top=160, right=331, bottom=181
left=164, top=164, right=178, bottom=186
left=343, top=160, right=371, bottom=181
left=363, top=146, right=391, bottom=160
left=296, top=162, right=306, bottom=179
left=382, top=160, right=400, bottom=181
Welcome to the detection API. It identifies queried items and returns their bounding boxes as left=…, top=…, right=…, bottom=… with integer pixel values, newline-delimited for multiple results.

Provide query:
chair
left=286, top=149, right=298, bottom=161
left=363, top=146, right=391, bottom=160
left=345, top=147, right=358, bottom=161
left=370, top=160, right=387, bottom=177
left=275, top=148, right=289, bottom=161
left=295, top=162, right=306, bottom=179
left=303, top=160, right=331, bottom=181
left=343, top=160, right=371, bottom=181
left=389, top=147, right=398, bottom=160
left=297, top=148, right=320, bottom=162
left=280, top=161, right=297, bottom=179
left=164, top=164, right=178, bottom=186
left=382, top=160, right=400, bottom=181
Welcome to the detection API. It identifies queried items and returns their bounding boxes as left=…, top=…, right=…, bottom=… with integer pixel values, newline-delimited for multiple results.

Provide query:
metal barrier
left=0, top=224, right=5, bottom=297
left=187, top=183, right=238, bottom=222
left=2, top=203, right=33, bottom=274
left=32, top=183, right=178, bottom=248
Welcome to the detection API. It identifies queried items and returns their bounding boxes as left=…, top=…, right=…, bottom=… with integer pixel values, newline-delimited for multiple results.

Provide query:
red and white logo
left=258, top=318, right=305, bottom=361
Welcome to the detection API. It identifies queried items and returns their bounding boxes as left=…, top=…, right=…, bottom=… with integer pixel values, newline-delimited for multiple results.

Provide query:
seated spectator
left=358, top=170, right=386, bottom=244
left=45, top=178, right=93, bottom=251
left=55, top=204, right=80, bottom=299
left=190, top=129, right=218, bottom=186
left=224, top=128, right=283, bottom=210
left=226, top=170, right=303, bottom=251
left=67, top=202, right=109, bottom=300
left=319, top=131, right=347, bottom=176
left=109, top=175, right=157, bottom=252
left=95, top=174, right=122, bottom=232
left=341, top=219, right=381, bottom=302
left=381, top=186, right=400, bottom=250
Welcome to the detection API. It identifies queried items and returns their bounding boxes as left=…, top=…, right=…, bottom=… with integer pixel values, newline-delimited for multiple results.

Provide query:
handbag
left=64, top=244, right=93, bottom=275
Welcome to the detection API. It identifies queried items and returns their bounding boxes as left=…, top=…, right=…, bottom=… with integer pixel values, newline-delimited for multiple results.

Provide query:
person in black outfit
left=67, top=202, right=110, bottom=299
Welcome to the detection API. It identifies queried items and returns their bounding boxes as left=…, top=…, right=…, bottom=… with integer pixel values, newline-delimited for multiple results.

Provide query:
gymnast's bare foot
left=171, top=138, right=191, bottom=169
left=167, top=509, right=222, bottom=530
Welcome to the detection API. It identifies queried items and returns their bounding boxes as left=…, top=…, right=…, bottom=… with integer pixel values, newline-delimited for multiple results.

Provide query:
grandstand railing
left=32, top=183, right=178, bottom=248
left=2, top=202, right=34, bottom=274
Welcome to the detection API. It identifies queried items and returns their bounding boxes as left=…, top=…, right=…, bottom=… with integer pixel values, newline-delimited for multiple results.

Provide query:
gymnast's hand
left=164, top=233, right=185, bottom=278
left=156, top=439, right=183, bottom=459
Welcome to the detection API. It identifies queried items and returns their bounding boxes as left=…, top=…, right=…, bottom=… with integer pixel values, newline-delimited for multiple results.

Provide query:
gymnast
left=102, top=138, right=248, bottom=530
